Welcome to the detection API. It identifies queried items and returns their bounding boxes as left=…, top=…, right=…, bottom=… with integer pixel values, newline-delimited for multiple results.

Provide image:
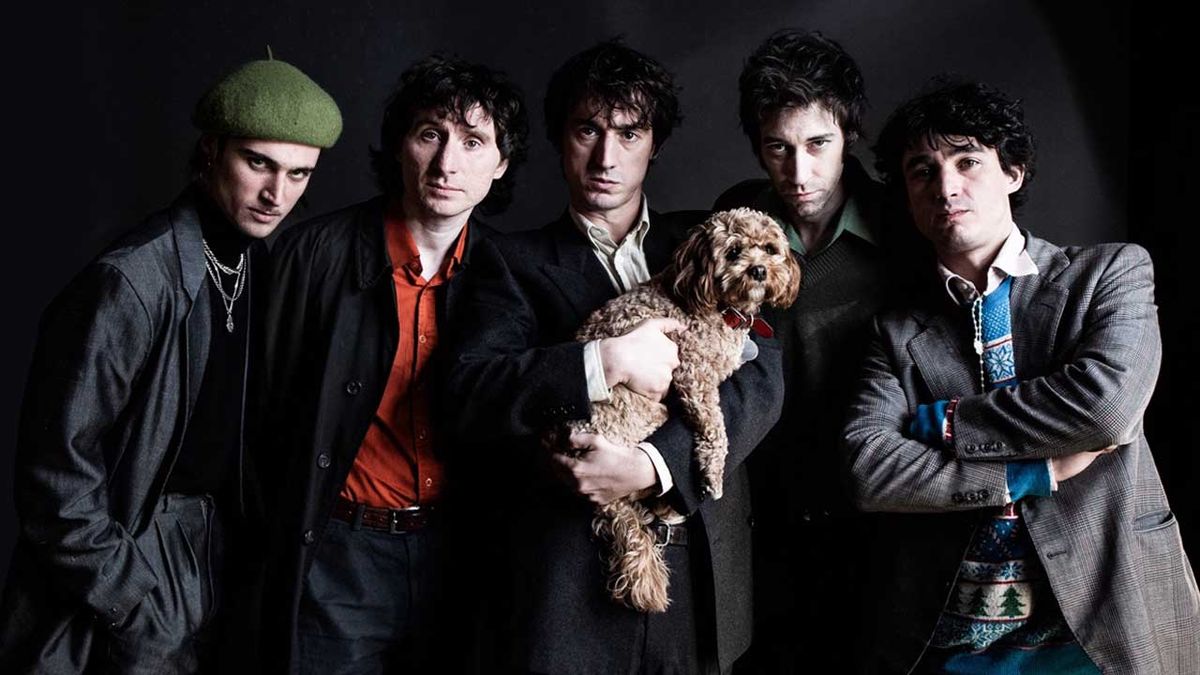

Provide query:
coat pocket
left=1133, top=510, right=1200, bottom=670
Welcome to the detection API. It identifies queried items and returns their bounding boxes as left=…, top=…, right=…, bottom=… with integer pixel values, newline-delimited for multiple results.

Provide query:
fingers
left=642, top=316, right=687, bottom=335
left=567, top=431, right=598, bottom=452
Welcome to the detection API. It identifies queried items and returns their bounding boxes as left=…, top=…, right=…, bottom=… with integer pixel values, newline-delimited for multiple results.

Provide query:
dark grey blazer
left=0, top=190, right=257, bottom=672
left=443, top=211, right=785, bottom=674
left=842, top=231, right=1199, bottom=674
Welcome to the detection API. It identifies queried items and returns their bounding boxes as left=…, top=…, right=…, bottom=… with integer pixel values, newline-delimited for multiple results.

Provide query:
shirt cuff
left=1006, top=459, right=1054, bottom=501
left=1047, top=458, right=1058, bottom=492
left=583, top=340, right=611, bottom=403
left=637, top=442, right=673, bottom=497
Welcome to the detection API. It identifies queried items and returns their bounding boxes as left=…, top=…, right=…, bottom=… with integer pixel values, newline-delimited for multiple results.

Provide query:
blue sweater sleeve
left=908, top=400, right=950, bottom=446
left=1006, top=460, right=1053, bottom=500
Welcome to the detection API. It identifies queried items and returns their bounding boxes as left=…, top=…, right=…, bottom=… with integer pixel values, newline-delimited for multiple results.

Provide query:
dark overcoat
left=256, top=197, right=494, bottom=673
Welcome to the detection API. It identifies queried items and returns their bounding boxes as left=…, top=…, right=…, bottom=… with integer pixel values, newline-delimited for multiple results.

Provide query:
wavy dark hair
left=370, top=55, right=528, bottom=215
left=874, top=80, right=1037, bottom=210
left=738, top=30, right=866, bottom=153
left=544, top=39, right=682, bottom=154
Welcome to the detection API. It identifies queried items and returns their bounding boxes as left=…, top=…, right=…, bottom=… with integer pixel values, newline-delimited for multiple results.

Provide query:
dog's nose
left=749, top=265, right=767, bottom=281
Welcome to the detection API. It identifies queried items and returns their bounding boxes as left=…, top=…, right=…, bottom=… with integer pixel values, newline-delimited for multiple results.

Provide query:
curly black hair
left=738, top=30, right=866, bottom=153
left=543, top=39, right=682, bottom=154
left=370, top=55, right=529, bottom=215
left=874, top=80, right=1037, bottom=209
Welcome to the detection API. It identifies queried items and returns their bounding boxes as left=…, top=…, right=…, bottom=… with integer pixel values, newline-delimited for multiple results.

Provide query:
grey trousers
left=100, top=493, right=226, bottom=674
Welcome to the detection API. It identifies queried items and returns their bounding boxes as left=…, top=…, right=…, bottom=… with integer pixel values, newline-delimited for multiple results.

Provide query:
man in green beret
left=0, top=56, right=340, bottom=674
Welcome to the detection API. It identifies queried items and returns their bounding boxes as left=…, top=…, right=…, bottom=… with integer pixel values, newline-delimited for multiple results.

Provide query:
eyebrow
left=238, top=147, right=317, bottom=173
left=902, top=139, right=984, bottom=171
left=415, top=116, right=496, bottom=142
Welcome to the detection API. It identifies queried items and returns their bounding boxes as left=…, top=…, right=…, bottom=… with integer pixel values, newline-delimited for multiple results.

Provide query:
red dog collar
left=722, top=307, right=774, bottom=338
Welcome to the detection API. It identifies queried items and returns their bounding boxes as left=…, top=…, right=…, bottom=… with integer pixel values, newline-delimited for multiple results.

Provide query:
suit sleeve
left=949, top=244, right=1161, bottom=460
left=645, top=335, right=785, bottom=516
left=444, top=237, right=592, bottom=438
left=15, top=263, right=159, bottom=626
left=841, top=316, right=1009, bottom=513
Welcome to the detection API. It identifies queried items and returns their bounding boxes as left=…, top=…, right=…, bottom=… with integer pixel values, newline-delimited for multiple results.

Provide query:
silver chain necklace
left=201, top=239, right=246, bottom=333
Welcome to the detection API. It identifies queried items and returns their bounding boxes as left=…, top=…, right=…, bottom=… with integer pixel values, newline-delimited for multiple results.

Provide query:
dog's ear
left=665, top=225, right=719, bottom=313
left=770, top=249, right=802, bottom=308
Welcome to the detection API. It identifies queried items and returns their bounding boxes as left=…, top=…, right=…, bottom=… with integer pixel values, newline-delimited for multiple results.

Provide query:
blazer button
left=302, top=530, right=316, bottom=545
left=980, top=489, right=990, bottom=500
left=317, top=453, right=331, bottom=469
left=345, top=380, right=362, bottom=395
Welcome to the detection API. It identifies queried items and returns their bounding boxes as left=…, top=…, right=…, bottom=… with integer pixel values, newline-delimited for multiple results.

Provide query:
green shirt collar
left=756, top=182, right=877, bottom=256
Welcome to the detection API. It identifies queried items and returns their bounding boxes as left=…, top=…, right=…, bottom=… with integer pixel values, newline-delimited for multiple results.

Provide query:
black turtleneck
left=165, top=189, right=254, bottom=512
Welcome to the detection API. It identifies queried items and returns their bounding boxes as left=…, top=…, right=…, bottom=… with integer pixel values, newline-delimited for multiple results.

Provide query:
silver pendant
left=226, top=313, right=235, bottom=333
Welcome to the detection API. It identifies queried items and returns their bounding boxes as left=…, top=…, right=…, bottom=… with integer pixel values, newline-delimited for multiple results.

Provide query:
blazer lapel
left=908, top=298, right=982, bottom=400
left=1009, top=231, right=1070, bottom=378
left=169, top=190, right=210, bottom=413
left=643, top=209, right=685, bottom=273
left=541, top=213, right=617, bottom=321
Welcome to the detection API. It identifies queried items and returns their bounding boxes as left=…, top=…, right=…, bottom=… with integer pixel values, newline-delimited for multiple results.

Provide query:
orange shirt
left=339, top=208, right=467, bottom=508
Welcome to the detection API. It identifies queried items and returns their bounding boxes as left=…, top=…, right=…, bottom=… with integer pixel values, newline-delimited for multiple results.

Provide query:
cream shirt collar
left=937, top=223, right=1039, bottom=301
left=569, top=195, right=651, bottom=254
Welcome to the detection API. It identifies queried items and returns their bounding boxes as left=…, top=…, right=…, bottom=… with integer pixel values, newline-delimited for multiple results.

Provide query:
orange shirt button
left=424, top=478, right=433, bottom=487
left=418, top=334, right=427, bottom=344
left=418, top=429, right=427, bottom=440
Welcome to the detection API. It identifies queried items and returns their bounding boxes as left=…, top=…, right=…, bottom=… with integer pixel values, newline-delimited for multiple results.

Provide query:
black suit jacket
left=444, top=210, right=785, bottom=673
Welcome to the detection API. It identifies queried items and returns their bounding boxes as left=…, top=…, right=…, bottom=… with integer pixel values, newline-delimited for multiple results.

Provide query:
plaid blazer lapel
left=1010, top=232, right=1071, bottom=379
left=908, top=308, right=981, bottom=400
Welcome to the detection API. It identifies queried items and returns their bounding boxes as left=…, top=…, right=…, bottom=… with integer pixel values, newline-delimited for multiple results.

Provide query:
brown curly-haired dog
left=562, top=208, right=800, bottom=613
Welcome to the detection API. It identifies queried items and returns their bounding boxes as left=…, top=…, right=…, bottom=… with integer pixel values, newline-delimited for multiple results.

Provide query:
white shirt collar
left=937, top=223, right=1039, bottom=301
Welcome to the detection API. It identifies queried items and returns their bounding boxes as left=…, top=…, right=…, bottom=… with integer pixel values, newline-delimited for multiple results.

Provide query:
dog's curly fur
left=563, top=208, right=800, bottom=613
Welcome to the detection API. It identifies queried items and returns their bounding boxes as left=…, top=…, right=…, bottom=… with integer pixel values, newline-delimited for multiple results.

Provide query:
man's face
left=561, top=100, right=655, bottom=220
left=207, top=138, right=321, bottom=239
left=757, top=104, right=846, bottom=227
left=901, top=135, right=1024, bottom=260
left=399, top=105, right=508, bottom=223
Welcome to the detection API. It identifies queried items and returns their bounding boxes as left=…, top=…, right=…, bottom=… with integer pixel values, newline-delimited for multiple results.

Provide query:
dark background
left=3, top=1, right=1194, bottom=582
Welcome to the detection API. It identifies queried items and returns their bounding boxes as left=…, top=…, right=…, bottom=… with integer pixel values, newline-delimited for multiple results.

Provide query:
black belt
left=331, top=496, right=435, bottom=534
left=650, top=520, right=688, bottom=547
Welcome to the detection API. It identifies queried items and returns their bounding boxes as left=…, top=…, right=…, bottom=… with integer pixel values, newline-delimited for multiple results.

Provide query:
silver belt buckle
left=654, top=521, right=672, bottom=549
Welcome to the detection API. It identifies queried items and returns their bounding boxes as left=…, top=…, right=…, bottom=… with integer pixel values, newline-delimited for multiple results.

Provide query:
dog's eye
left=725, top=247, right=742, bottom=262
left=764, top=244, right=778, bottom=255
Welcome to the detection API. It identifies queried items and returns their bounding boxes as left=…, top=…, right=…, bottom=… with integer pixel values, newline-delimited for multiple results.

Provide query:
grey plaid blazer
left=841, top=231, right=1199, bottom=674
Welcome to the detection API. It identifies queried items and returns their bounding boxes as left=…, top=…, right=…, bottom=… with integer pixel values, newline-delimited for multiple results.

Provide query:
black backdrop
left=3, top=0, right=1194, bottom=585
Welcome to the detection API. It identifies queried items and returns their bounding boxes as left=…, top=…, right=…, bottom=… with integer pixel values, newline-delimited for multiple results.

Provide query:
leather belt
left=650, top=520, right=689, bottom=547
left=331, top=496, right=435, bottom=534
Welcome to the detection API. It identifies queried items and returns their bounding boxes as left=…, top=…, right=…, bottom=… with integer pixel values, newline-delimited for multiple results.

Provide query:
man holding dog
left=843, top=81, right=1199, bottom=673
left=715, top=30, right=912, bottom=671
left=257, top=56, right=527, bottom=673
left=445, top=40, right=783, bottom=674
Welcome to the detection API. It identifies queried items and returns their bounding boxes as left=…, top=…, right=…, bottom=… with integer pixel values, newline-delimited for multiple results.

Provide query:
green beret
left=193, top=58, right=342, bottom=148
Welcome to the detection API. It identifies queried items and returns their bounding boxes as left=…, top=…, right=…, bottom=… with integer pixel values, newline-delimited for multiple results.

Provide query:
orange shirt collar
left=385, top=200, right=470, bottom=280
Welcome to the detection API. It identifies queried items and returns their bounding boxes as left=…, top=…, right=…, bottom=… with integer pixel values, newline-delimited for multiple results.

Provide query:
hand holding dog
left=554, top=432, right=658, bottom=505
left=599, top=318, right=686, bottom=401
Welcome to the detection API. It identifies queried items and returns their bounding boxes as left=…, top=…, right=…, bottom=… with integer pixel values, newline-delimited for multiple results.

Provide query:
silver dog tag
left=739, top=334, right=758, bottom=364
